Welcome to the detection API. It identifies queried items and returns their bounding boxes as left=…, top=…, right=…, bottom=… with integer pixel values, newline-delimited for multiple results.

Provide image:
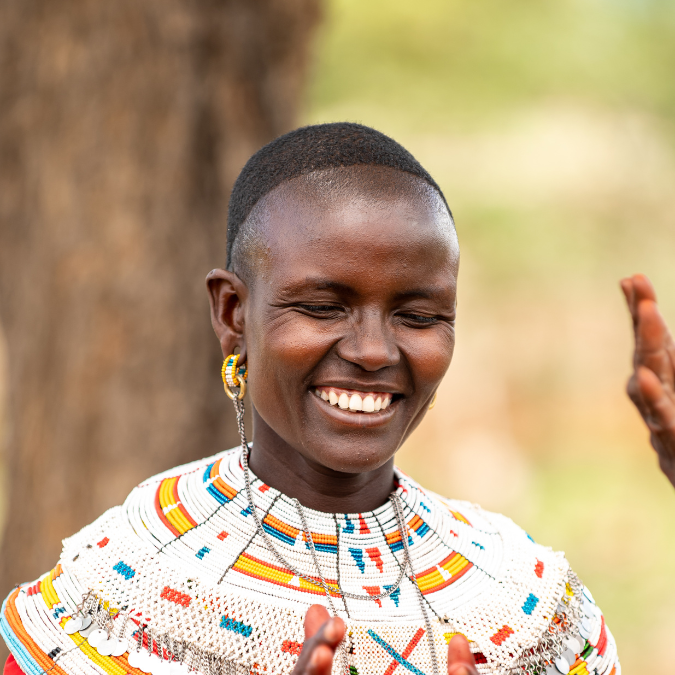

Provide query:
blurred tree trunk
left=0, top=0, right=321, bottom=609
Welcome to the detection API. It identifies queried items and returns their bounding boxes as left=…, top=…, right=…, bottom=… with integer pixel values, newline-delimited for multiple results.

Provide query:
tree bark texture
left=0, top=0, right=321, bottom=602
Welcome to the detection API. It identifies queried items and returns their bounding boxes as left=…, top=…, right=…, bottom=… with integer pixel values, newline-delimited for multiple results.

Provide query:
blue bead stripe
left=113, top=561, right=135, bottom=580
left=367, top=629, right=426, bottom=675
left=220, top=615, right=252, bottom=638
left=522, top=593, right=539, bottom=615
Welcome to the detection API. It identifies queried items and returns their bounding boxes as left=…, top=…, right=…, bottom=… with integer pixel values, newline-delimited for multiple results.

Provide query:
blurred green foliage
left=311, top=0, right=675, bottom=131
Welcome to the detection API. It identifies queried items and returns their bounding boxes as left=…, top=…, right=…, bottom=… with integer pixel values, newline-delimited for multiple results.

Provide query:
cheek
left=403, top=328, right=455, bottom=389
left=247, top=314, right=337, bottom=399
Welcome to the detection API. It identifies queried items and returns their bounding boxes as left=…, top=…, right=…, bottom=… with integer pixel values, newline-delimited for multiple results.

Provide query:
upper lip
left=312, top=383, right=404, bottom=395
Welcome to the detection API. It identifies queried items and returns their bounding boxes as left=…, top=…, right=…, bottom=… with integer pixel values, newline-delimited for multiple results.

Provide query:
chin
left=310, top=442, right=396, bottom=475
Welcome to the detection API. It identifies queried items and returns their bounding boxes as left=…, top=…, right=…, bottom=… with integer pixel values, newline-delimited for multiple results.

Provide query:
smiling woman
left=0, top=124, right=620, bottom=675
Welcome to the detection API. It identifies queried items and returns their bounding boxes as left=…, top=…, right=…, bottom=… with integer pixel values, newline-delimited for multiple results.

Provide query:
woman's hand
left=294, top=606, right=479, bottom=675
left=292, top=605, right=345, bottom=675
left=621, top=274, right=675, bottom=487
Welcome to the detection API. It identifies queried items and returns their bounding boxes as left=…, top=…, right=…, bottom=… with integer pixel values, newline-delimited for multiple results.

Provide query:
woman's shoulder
left=414, top=486, right=620, bottom=675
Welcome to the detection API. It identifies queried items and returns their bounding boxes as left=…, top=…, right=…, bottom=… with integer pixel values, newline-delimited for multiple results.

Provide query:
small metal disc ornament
left=64, top=617, right=83, bottom=635
left=561, top=649, right=576, bottom=665
left=563, top=636, right=583, bottom=654
left=579, top=618, right=593, bottom=640
left=554, top=655, right=570, bottom=674
left=87, top=628, right=108, bottom=648
left=127, top=650, right=145, bottom=669
left=80, top=622, right=96, bottom=638
left=110, top=638, right=128, bottom=657
left=97, top=639, right=115, bottom=656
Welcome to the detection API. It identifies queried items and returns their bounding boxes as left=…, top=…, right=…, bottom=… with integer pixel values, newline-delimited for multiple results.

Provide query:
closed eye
left=398, top=312, right=445, bottom=327
left=296, top=304, right=344, bottom=317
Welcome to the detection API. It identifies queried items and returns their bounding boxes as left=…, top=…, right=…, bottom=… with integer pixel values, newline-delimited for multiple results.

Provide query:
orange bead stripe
left=232, top=552, right=340, bottom=597
left=415, top=551, right=472, bottom=595
left=155, top=476, right=198, bottom=537
left=208, top=459, right=238, bottom=502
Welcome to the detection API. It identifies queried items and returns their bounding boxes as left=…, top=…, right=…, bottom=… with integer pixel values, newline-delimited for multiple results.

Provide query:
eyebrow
left=278, top=278, right=356, bottom=297
left=278, top=277, right=453, bottom=301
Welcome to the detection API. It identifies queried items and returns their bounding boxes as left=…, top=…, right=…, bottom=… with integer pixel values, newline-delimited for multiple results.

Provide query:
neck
left=247, top=410, right=397, bottom=513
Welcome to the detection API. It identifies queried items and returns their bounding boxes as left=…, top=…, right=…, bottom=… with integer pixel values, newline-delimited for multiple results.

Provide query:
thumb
left=447, top=635, right=478, bottom=675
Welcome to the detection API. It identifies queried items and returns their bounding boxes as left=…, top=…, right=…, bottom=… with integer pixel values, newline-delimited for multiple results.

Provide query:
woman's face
left=219, top=168, right=459, bottom=476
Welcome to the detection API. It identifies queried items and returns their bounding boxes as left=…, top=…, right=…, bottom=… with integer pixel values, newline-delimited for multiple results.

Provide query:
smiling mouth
left=312, top=386, right=395, bottom=413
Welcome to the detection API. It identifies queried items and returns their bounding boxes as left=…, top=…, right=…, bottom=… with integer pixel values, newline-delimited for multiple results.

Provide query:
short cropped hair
left=226, top=122, right=451, bottom=269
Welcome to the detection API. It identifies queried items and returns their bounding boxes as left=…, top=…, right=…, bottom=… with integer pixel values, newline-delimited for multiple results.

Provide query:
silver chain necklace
left=232, top=396, right=440, bottom=675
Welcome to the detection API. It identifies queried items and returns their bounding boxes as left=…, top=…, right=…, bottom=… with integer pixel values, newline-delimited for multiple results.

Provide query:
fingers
left=631, top=274, right=657, bottom=303
left=447, top=635, right=478, bottom=675
left=636, top=367, right=675, bottom=433
left=635, top=300, right=675, bottom=390
left=292, top=605, right=345, bottom=675
left=620, top=277, right=637, bottom=327
left=621, top=273, right=657, bottom=328
left=634, top=367, right=675, bottom=487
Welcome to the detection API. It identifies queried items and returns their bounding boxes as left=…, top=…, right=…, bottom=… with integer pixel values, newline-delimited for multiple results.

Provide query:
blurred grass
left=307, top=1, right=675, bottom=673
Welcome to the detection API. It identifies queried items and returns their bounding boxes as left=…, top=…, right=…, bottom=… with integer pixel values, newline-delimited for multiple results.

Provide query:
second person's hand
left=621, top=273, right=675, bottom=487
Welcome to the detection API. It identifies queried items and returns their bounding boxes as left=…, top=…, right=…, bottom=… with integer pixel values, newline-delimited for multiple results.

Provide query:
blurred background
left=1, top=1, right=675, bottom=673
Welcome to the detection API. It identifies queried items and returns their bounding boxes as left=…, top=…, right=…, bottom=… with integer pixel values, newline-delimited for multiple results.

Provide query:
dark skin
left=206, top=167, right=478, bottom=674
left=621, top=273, right=675, bottom=487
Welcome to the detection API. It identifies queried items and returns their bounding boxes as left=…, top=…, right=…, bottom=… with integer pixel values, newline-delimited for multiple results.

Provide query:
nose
left=336, top=310, right=400, bottom=371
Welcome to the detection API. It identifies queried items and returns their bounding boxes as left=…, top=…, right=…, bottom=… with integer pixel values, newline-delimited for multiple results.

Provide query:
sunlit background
left=1, top=1, right=675, bottom=673
left=305, top=1, right=675, bottom=673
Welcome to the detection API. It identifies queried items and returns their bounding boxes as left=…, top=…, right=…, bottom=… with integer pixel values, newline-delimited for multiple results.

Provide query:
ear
left=206, top=269, right=249, bottom=364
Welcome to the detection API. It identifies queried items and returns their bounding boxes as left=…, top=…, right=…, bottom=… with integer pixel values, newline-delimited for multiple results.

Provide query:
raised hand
left=621, top=273, right=675, bottom=487
left=292, top=605, right=345, bottom=675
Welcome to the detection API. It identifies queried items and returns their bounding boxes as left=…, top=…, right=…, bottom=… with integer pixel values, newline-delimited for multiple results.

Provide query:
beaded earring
left=221, top=354, right=248, bottom=400
left=222, top=354, right=250, bottom=465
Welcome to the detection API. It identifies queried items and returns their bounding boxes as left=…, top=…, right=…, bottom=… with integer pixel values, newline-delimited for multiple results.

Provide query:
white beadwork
left=1, top=446, right=621, bottom=675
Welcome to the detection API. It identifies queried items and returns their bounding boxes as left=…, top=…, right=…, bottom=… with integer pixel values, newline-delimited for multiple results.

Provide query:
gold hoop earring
left=222, top=354, right=248, bottom=400
left=428, top=391, right=438, bottom=410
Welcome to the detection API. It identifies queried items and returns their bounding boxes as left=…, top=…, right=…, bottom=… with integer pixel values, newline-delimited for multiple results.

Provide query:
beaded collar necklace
left=0, top=362, right=619, bottom=675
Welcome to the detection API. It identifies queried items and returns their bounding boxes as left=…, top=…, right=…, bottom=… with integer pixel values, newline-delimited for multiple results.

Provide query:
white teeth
left=349, top=394, right=362, bottom=411
left=316, top=388, right=394, bottom=413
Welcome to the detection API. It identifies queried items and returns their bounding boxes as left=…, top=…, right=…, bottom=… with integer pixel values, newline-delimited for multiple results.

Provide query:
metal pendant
left=87, top=629, right=108, bottom=649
